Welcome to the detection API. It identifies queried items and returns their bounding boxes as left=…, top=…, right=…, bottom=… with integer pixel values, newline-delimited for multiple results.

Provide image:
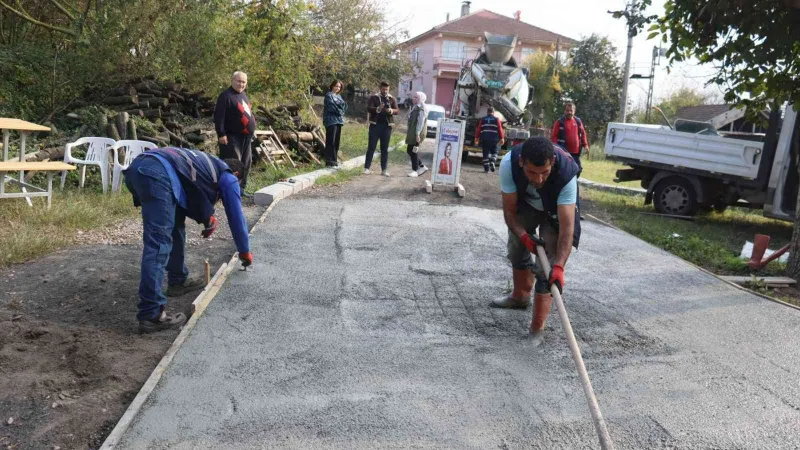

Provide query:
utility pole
left=619, top=0, right=635, bottom=123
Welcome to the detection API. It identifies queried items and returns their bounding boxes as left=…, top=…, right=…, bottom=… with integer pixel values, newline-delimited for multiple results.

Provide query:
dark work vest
left=479, top=114, right=501, bottom=143
left=510, top=144, right=582, bottom=248
left=133, top=147, right=232, bottom=224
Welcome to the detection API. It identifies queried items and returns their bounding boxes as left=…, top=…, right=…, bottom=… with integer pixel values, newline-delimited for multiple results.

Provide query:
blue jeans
left=124, top=157, right=189, bottom=321
left=365, top=123, right=392, bottom=171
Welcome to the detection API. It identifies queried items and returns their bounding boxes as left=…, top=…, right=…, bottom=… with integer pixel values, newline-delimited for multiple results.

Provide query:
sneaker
left=407, top=171, right=418, bottom=177
left=138, top=310, right=187, bottom=334
left=381, top=170, right=390, bottom=177
left=363, top=168, right=371, bottom=175
left=165, top=278, right=206, bottom=297
left=489, top=162, right=496, bottom=172
left=417, top=166, right=428, bottom=176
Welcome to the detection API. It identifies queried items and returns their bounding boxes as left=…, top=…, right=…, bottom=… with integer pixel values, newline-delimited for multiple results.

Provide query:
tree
left=558, top=34, right=623, bottom=141
left=309, top=0, right=414, bottom=91
left=524, top=50, right=561, bottom=129
left=630, top=86, right=711, bottom=125
left=653, top=1, right=800, bottom=115
left=636, top=1, right=800, bottom=278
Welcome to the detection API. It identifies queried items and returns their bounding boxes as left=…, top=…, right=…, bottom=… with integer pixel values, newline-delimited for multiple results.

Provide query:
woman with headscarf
left=323, top=80, right=348, bottom=167
left=405, top=91, right=429, bottom=177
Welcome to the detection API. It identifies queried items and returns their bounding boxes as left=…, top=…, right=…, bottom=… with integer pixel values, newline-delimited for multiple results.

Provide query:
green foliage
left=608, top=0, right=657, bottom=38
left=650, top=1, right=800, bottom=116
left=558, top=35, right=623, bottom=141
left=309, top=0, right=414, bottom=91
left=524, top=50, right=561, bottom=128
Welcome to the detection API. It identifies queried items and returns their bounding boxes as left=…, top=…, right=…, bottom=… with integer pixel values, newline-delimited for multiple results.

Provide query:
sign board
left=430, top=118, right=465, bottom=190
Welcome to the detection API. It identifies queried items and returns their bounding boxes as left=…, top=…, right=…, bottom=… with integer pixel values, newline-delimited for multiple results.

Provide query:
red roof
left=402, top=9, right=577, bottom=47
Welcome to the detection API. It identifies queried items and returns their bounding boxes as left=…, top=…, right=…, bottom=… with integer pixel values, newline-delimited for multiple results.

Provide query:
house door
left=435, top=78, right=457, bottom=113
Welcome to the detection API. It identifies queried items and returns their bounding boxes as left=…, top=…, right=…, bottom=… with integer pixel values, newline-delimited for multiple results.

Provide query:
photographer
left=364, top=81, right=399, bottom=176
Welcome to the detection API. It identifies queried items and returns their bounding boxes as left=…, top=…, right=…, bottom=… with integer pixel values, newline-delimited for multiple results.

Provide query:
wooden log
left=24, top=146, right=64, bottom=162
left=109, top=85, right=136, bottom=97
left=66, top=112, right=82, bottom=120
left=297, top=142, right=321, bottom=165
left=143, top=109, right=162, bottom=119
left=124, top=109, right=145, bottom=118
left=140, top=135, right=168, bottom=147
left=164, top=121, right=183, bottom=133
left=104, top=95, right=139, bottom=106
left=275, top=130, right=314, bottom=143
left=97, top=114, right=108, bottom=134
left=166, top=129, right=191, bottom=147
left=115, top=112, right=129, bottom=140
left=146, top=97, right=169, bottom=107
left=185, top=133, right=205, bottom=144
left=106, top=123, right=121, bottom=141
left=137, top=93, right=155, bottom=99
left=127, top=119, right=138, bottom=140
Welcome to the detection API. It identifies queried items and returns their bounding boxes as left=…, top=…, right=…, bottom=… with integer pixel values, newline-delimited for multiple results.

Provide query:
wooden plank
left=0, top=118, right=51, bottom=132
left=719, top=276, right=797, bottom=287
left=0, top=161, right=75, bottom=171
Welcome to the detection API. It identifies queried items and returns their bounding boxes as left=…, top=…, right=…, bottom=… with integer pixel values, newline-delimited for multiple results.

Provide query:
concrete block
left=254, top=183, right=292, bottom=206
left=457, top=184, right=465, bottom=198
left=287, top=176, right=312, bottom=190
left=276, top=181, right=303, bottom=195
left=425, top=180, right=432, bottom=194
left=341, top=155, right=366, bottom=170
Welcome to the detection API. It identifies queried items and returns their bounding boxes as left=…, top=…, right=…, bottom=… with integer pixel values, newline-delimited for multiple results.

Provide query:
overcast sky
left=385, top=0, right=725, bottom=108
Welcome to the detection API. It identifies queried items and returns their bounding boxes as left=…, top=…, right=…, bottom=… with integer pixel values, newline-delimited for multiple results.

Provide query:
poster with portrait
left=430, top=119, right=465, bottom=189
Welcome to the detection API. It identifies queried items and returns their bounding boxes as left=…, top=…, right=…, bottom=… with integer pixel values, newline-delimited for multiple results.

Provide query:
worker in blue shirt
left=124, top=147, right=253, bottom=334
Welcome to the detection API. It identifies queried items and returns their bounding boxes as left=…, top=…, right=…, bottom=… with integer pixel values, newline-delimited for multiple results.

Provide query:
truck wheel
left=653, top=176, right=698, bottom=216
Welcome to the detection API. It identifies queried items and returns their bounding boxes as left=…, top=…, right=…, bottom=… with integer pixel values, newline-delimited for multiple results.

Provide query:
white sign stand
left=425, top=118, right=466, bottom=197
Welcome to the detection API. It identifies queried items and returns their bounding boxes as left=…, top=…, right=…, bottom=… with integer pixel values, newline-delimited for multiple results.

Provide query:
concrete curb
left=254, top=144, right=401, bottom=206
left=99, top=143, right=402, bottom=449
left=579, top=178, right=646, bottom=196
left=585, top=213, right=800, bottom=313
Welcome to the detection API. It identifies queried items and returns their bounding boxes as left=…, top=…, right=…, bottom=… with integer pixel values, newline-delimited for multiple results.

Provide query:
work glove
left=520, top=233, right=545, bottom=254
left=201, top=216, right=218, bottom=238
left=549, top=264, right=565, bottom=294
left=239, top=252, right=253, bottom=268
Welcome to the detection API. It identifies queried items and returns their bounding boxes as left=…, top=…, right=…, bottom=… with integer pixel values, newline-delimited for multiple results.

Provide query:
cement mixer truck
left=451, top=32, right=533, bottom=161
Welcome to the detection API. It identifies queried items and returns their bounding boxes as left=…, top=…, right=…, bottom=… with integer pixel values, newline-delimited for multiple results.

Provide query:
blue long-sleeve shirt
left=218, top=171, right=250, bottom=254
left=149, top=154, right=249, bottom=254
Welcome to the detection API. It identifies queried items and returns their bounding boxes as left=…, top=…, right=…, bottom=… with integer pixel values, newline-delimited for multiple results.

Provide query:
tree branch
left=0, top=0, right=78, bottom=36
left=49, top=0, right=75, bottom=20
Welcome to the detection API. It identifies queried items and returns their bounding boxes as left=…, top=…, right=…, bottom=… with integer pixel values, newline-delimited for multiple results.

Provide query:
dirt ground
left=0, top=204, right=265, bottom=450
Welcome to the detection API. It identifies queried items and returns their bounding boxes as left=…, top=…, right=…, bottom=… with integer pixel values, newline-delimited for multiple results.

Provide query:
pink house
left=398, top=4, right=577, bottom=112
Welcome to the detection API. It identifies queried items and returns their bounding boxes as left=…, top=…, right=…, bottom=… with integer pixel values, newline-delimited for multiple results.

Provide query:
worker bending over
left=124, top=147, right=253, bottom=334
left=491, top=137, right=580, bottom=346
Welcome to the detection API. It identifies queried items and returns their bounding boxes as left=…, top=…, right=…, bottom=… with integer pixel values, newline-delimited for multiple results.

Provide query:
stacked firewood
left=255, top=105, right=328, bottom=163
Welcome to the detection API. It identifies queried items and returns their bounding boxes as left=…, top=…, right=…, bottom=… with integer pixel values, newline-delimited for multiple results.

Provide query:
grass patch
left=315, top=167, right=362, bottom=186
left=583, top=187, right=792, bottom=276
left=0, top=187, right=138, bottom=267
left=581, top=159, right=641, bottom=188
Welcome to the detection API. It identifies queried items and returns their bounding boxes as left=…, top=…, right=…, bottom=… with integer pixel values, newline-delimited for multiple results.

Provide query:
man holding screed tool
left=491, top=137, right=581, bottom=347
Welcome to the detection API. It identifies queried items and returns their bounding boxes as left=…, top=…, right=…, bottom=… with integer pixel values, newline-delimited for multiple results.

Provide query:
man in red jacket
left=551, top=102, right=588, bottom=211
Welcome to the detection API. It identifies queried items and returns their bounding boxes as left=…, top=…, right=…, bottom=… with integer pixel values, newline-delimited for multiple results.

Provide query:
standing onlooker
left=474, top=106, right=505, bottom=173
left=323, top=80, right=348, bottom=167
left=215, top=71, right=257, bottom=194
left=364, top=81, right=399, bottom=176
left=551, top=102, right=588, bottom=210
left=405, top=91, right=429, bottom=177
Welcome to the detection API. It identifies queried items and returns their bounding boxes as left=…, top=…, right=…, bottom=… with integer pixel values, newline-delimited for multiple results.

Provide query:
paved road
left=118, top=152, right=800, bottom=449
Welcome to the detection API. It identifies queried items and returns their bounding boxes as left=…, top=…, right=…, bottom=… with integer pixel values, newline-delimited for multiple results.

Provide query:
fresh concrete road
left=117, top=186, right=800, bottom=448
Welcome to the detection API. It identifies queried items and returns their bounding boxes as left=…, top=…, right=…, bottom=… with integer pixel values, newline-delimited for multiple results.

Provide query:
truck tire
left=653, top=176, right=698, bottom=216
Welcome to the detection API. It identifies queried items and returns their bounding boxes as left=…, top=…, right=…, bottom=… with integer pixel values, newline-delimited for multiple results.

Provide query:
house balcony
left=433, top=57, right=464, bottom=76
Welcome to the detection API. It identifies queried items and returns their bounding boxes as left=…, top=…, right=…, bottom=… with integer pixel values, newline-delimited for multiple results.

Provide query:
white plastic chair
left=111, top=140, right=158, bottom=193
left=61, top=137, right=116, bottom=193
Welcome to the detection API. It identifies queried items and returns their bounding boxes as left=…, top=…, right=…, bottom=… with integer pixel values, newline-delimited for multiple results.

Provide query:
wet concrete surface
left=117, top=148, right=800, bottom=449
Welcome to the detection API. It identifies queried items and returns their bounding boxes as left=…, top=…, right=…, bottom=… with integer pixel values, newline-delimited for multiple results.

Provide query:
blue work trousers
left=124, top=157, right=189, bottom=321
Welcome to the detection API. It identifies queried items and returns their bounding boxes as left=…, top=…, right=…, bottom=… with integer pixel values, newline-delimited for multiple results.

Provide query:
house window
left=442, top=40, right=467, bottom=61
left=412, top=47, right=420, bottom=63
left=520, top=47, right=537, bottom=62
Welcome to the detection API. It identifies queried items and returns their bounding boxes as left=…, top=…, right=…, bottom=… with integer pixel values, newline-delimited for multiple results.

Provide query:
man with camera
left=364, top=81, right=399, bottom=176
